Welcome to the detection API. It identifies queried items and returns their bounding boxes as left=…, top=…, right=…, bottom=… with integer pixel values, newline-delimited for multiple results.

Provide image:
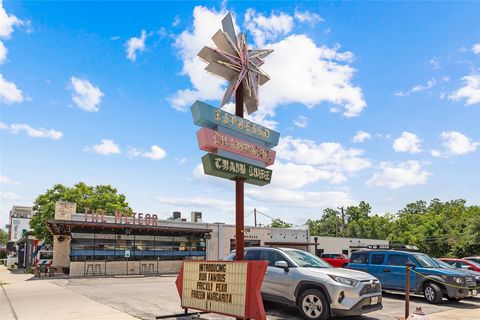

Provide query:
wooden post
left=235, top=83, right=245, bottom=261
left=405, top=265, right=410, bottom=319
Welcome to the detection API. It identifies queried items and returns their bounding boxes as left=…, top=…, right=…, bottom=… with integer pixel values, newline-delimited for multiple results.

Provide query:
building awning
left=47, top=219, right=212, bottom=237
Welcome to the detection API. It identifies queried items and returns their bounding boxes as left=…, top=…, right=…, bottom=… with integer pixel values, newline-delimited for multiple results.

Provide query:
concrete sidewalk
left=428, top=308, right=480, bottom=320
left=0, top=266, right=138, bottom=320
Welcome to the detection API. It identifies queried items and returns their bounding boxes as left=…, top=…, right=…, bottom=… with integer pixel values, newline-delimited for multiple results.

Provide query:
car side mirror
left=407, top=262, right=416, bottom=269
left=275, top=261, right=289, bottom=271
left=468, top=266, right=475, bottom=271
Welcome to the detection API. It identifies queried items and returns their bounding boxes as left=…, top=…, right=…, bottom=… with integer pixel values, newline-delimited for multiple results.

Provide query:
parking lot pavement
left=52, top=276, right=480, bottom=320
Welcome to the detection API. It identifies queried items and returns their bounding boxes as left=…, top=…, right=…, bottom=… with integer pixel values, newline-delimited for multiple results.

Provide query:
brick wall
left=52, top=235, right=71, bottom=268
left=69, top=260, right=183, bottom=277
left=54, top=201, right=76, bottom=220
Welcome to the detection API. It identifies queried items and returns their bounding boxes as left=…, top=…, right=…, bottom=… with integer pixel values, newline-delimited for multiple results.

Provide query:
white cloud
left=473, top=43, right=480, bottom=55
left=85, top=139, right=121, bottom=155
left=169, top=6, right=232, bottom=111
left=70, top=77, right=103, bottom=112
left=172, top=15, right=180, bottom=27
left=429, top=57, right=441, bottom=70
left=246, top=187, right=355, bottom=209
left=393, top=132, right=422, bottom=153
left=1, top=122, right=63, bottom=139
left=352, top=131, right=371, bottom=143
left=430, top=149, right=441, bottom=157
left=0, top=73, right=23, bottom=104
left=129, top=145, right=167, bottom=160
left=0, top=191, right=20, bottom=201
left=0, top=175, right=20, bottom=185
left=448, top=75, right=480, bottom=106
left=440, top=131, right=479, bottom=155
left=260, top=35, right=363, bottom=119
left=175, top=157, right=187, bottom=164
left=171, top=6, right=366, bottom=121
left=294, top=9, right=324, bottom=25
left=276, top=136, right=371, bottom=173
left=366, top=161, right=431, bottom=189
left=293, top=115, right=308, bottom=128
left=0, top=1, right=24, bottom=39
left=0, top=40, right=6, bottom=64
left=143, top=145, right=167, bottom=160
left=125, top=30, right=147, bottom=61
left=395, top=78, right=437, bottom=96
left=270, top=161, right=344, bottom=189
left=244, top=9, right=294, bottom=46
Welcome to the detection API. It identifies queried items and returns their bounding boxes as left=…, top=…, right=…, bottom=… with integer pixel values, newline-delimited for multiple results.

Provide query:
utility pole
left=337, top=206, right=345, bottom=233
left=254, top=208, right=257, bottom=227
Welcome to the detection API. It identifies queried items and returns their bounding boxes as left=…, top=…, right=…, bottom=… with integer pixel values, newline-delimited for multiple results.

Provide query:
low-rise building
left=8, top=205, right=34, bottom=242
left=308, top=236, right=389, bottom=257
left=47, top=202, right=310, bottom=277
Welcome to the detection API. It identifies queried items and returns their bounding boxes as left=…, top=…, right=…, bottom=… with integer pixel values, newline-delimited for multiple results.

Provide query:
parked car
left=435, top=259, right=480, bottom=289
left=348, top=250, right=478, bottom=304
left=464, top=257, right=480, bottom=264
left=320, top=253, right=350, bottom=268
left=439, top=258, right=480, bottom=272
left=225, top=247, right=382, bottom=320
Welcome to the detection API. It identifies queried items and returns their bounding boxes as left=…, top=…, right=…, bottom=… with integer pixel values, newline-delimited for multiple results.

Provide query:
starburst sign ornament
left=198, top=12, right=273, bottom=114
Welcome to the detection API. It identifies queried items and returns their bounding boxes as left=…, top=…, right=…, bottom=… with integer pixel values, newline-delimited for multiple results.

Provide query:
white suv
left=225, top=247, right=382, bottom=320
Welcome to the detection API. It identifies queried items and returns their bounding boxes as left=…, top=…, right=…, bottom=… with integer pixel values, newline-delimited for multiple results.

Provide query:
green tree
left=0, top=229, right=8, bottom=244
left=345, top=201, right=371, bottom=222
left=269, top=218, right=293, bottom=228
left=30, top=182, right=131, bottom=243
left=345, top=214, right=394, bottom=239
left=308, top=208, right=343, bottom=236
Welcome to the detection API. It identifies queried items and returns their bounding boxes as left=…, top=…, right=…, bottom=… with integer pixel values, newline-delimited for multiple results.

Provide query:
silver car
left=225, top=247, right=382, bottom=320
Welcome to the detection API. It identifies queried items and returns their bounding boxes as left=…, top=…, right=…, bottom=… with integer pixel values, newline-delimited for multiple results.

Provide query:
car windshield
left=466, top=258, right=480, bottom=264
left=284, top=250, right=332, bottom=268
left=412, top=253, right=441, bottom=268
left=435, top=259, right=454, bottom=269
left=466, top=260, right=480, bottom=268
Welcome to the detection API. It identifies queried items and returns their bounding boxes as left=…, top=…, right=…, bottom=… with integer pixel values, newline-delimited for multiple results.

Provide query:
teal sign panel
left=191, top=100, right=280, bottom=148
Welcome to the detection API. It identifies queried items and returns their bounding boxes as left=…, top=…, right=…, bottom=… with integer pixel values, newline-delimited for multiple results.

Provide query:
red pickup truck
left=320, top=253, right=350, bottom=268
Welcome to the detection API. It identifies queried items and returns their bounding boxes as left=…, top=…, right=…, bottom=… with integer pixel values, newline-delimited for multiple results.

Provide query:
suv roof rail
left=354, top=244, right=420, bottom=252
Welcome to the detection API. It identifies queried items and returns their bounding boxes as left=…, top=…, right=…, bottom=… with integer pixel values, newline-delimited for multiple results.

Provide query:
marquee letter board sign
left=176, top=261, right=268, bottom=319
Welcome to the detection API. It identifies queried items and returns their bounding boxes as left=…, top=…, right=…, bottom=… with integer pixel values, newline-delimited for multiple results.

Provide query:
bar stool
left=94, top=264, right=101, bottom=275
left=148, top=263, right=155, bottom=274
left=86, top=264, right=94, bottom=276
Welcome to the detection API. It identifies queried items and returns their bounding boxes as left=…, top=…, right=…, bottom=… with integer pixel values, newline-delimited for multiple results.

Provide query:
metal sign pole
left=235, top=83, right=245, bottom=261
left=405, top=265, right=410, bottom=319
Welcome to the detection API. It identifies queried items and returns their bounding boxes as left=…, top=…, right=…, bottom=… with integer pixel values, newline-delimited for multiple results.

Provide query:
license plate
left=371, top=296, right=379, bottom=305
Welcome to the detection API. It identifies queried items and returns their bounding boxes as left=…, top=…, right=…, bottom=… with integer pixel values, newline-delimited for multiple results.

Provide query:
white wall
left=10, top=218, right=31, bottom=241
left=308, top=236, right=389, bottom=256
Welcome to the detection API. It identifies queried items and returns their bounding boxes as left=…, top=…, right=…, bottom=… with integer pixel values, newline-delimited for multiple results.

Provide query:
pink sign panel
left=196, top=128, right=276, bottom=167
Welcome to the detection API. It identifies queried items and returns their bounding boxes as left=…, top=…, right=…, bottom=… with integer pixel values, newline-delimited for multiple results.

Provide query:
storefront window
left=71, top=233, right=95, bottom=261
left=94, top=234, right=115, bottom=260
left=69, top=231, right=207, bottom=261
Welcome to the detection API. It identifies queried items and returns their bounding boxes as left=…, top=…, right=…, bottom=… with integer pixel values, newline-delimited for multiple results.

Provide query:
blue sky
left=1, top=1, right=479, bottom=227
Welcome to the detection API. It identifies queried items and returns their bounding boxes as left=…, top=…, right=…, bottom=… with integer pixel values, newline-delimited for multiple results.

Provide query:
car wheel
left=447, top=297, right=462, bottom=302
left=297, top=289, right=330, bottom=320
left=423, top=282, right=443, bottom=304
left=342, top=263, right=348, bottom=268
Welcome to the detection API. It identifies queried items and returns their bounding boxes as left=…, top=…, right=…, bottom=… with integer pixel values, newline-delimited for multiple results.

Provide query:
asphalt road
left=49, top=276, right=480, bottom=320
